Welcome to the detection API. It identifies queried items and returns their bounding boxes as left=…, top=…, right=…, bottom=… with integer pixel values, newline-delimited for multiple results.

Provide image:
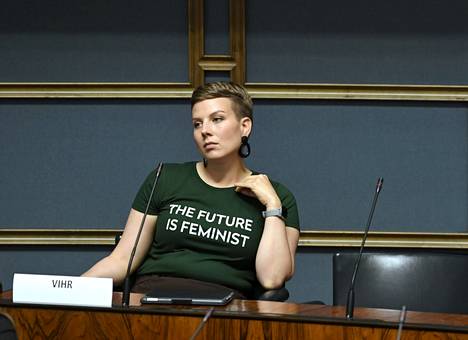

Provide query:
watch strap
left=262, top=207, right=284, bottom=220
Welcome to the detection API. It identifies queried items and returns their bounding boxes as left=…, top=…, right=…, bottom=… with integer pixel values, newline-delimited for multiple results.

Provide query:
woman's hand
left=234, top=174, right=281, bottom=209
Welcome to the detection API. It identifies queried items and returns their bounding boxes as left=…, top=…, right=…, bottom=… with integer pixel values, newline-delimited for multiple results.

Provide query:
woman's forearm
left=82, top=254, right=129, bottom=285
left=255, top=218, right=299, bottom=289
left=82, top=209, right=157, bottom=285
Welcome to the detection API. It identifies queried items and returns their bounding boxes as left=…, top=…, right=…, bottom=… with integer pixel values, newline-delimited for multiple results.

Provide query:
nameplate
left=13, top=273, right=113, bottom=308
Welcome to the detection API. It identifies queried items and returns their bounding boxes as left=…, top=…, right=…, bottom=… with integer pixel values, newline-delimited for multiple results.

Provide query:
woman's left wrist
left=265, top=200, right=281, bottom=210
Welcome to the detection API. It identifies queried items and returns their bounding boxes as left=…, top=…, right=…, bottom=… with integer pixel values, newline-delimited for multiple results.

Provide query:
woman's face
left=192, top=97, right=251, bottom=162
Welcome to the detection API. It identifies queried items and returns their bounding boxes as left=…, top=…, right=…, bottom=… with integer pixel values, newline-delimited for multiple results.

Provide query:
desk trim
left=1, top=293, right=468, bottom=334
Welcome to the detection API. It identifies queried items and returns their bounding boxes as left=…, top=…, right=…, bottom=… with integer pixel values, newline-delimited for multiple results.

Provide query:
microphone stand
left=396, top=305, right=407, bottom=340
left=345, top=177, right=383, bottom=319
left=189, top=307, right=215, bottom=340
left=122, top=162, right=163, bottom=307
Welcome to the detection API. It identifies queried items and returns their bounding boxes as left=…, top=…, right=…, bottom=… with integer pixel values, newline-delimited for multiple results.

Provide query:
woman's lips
left=204, top=142, right=218, bottom=150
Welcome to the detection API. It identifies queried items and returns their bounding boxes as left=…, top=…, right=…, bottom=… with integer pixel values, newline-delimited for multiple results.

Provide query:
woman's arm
left=256, top=221, right=299, bottom=289
left=82, top=208, right=157, bottom=286
left=234, top=174, right=300, bottom=290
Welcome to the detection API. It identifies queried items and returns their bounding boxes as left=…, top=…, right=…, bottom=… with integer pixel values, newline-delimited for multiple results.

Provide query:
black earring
left=238, top=136, right=251, bottom=158
left=203, top=158, right=208, bottom=168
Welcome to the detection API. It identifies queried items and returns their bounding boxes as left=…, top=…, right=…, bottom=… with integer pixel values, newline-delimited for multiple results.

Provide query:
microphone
left=122, top=162, right=163, bottom=307
left=189, top=307, right=215, bottom=340
left=345, top=177, right=384, bottom=319
left=396, top=305, right=407, bottom=340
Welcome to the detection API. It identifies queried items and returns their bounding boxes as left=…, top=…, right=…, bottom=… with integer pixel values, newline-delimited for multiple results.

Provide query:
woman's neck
left=196, top=158, right=251, bottom=188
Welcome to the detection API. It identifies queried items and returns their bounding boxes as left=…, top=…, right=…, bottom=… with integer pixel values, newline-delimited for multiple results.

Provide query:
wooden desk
left=1, top=291, right=467, bottom=339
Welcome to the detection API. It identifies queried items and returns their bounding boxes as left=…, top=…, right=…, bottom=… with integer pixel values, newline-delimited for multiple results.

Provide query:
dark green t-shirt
left=132, top=162, right=300, bottom=297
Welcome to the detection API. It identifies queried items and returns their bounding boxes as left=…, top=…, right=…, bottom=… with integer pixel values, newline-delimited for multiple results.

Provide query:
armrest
left=253, top=287, right=289, bottom=302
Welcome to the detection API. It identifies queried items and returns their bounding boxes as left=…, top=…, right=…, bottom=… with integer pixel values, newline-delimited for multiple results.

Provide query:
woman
left=83, top=82, right=300, bottom=298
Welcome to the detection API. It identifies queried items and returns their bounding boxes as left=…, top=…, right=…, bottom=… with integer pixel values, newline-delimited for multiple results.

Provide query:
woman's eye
left=193, top=122, right=201, bottom=128
left=213, top=117, right=224, bottom=123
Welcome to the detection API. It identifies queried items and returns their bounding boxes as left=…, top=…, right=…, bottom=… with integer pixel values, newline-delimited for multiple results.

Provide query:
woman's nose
left=201, top=122, right=212, bottom=135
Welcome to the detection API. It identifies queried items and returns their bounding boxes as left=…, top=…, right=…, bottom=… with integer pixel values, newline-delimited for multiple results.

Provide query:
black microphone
left=345, top=177, right=384, bottom=319
left=396, top=305, right=407, bottom=340
left=122, top=162, right=163, bottom=307
left=189, top=307, right=215, bottom=340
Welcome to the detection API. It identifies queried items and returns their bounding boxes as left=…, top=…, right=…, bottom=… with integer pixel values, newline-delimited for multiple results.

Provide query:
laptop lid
left=139, top=278, right=235, bottom=306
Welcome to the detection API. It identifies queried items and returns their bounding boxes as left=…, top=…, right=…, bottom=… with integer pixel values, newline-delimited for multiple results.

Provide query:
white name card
left=13, top=273, right=113, bottom=308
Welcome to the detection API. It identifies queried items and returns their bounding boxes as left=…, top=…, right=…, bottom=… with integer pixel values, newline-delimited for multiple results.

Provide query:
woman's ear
left=240, top=117, right=252, bottom=137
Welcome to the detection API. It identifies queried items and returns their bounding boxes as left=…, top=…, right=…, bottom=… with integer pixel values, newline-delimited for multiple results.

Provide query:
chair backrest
left=333, top=252, right=468, bottom=314
left=0, top=312, right=17, bottom=340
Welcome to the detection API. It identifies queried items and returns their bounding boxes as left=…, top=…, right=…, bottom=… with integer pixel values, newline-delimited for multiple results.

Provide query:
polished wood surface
left=1, top=291, right=467, bottom=339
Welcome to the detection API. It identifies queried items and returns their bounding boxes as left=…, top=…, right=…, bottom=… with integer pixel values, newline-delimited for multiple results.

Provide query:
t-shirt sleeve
left=275, top=183, right=300, bottom=230
left=132, top=169, right=163, bottom=215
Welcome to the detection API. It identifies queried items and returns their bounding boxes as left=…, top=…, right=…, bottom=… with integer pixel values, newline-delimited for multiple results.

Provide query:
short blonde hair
left=191, top=82, right=253, bottom=121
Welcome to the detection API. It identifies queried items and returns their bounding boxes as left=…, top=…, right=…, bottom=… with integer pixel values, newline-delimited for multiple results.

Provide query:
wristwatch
left=262, top=207, right=287, bottom=221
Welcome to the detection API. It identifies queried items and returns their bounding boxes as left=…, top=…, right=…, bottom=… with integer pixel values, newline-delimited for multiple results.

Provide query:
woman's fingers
left=234, top=186, right=256, bottom=197
left=234, top=174, right=280, bottom=208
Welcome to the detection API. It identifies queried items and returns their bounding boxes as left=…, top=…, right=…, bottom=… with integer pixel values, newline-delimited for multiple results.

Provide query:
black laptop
left=140, top=279, right=235, bottom=306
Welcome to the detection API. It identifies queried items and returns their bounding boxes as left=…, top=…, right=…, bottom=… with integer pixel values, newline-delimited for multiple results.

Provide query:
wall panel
left=0, top=1, right=188, bottom=82
left=246, top=0, right=468, bottom=85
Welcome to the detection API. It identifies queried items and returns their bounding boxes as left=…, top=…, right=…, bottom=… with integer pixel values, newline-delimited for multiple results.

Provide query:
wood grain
left=1, top=292, right=467, bottom=339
